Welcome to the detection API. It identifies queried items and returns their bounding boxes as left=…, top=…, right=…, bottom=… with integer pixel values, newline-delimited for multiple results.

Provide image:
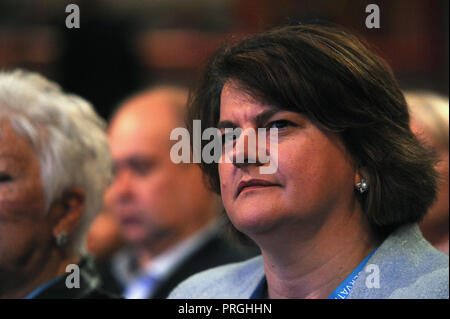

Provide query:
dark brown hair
left=187, top=23, right=438, bottom=237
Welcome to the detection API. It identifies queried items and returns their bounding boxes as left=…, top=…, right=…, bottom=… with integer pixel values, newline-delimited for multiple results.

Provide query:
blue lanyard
left=327, top=247, right=378, bottom=299
left=250, top=247, right=378, bottom=299
left=24, top=275, right=65, bottom=299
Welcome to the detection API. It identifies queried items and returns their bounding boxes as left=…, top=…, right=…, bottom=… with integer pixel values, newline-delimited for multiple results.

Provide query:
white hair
left=0, top=69, right=112, bottom=254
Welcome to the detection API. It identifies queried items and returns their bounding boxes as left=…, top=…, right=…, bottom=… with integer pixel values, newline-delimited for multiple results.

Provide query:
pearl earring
left=55, top=232, right=68, bottom=247
left=355, top=178, right=369, bottom=194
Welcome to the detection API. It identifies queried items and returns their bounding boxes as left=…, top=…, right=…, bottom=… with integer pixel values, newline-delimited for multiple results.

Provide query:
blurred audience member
left=406, top=91, right=449, bottom=255
left=99, top=85, right=256, bottom=299
left=0, top=69, right=114, bottom=298
left=87, top=209, right=125, bottom=261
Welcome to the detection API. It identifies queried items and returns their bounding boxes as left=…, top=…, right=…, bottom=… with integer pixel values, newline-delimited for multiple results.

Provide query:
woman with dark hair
left=169, top=24, right=449, bottom=299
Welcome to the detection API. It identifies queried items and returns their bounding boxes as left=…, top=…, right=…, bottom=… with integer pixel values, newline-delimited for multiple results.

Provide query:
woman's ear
left=354, top=166, right=369, bottom=185
left=51, top=187, right=85, bottom=240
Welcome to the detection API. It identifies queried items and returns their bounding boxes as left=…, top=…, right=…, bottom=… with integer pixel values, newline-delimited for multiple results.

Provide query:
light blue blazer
left=168, top=224, right=449, bottom=299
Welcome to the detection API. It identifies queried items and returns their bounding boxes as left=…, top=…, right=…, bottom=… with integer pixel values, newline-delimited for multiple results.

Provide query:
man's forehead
left=111, top=99, right=181, bottom=133
left=108, top=118, right=174, bottom=164
left=110, top=107, right=175, bottom=136
left=120, top=89, right=186, bottom=118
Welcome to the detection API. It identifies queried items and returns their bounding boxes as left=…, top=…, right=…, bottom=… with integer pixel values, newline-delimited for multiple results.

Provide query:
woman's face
left=0, top=122, right=53, bottom=275
left=218, top=82, right=359, bottom=238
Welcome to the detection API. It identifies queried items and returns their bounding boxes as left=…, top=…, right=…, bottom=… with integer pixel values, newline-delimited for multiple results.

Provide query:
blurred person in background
left=99, top=85, right=256, bottom=299
left=406, top=91, right=449, bottom=255
left=0, top=69, right=114, bottom=299
left=87, top=209, right=125, bottom=261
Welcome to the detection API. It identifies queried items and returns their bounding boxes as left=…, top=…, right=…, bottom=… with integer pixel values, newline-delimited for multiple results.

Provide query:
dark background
left=1, top=0, right=448, bottom=120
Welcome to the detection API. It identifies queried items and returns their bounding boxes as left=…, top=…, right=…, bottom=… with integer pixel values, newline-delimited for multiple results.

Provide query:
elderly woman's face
left=218, top=82, right=358, bottom=237
left=0, top=123, right=52, bottom=273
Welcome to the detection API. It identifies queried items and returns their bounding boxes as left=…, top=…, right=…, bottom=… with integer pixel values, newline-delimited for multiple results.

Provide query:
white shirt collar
left=142, top=220, right=218, bottom=281
left=112, top=219, right=219, bottom=287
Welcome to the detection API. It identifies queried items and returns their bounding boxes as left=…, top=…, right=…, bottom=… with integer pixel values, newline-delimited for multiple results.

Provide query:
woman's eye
left=222, top=134, right=233, bottom=144
left=268, top=120, right=292, bottom=129
left=0, top=174, right=12, bottom=183
left=221, top=131, right=240, bottom=144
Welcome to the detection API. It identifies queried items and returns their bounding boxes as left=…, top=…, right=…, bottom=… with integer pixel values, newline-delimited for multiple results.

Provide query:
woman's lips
left=236, top=179, right=280, bottom=197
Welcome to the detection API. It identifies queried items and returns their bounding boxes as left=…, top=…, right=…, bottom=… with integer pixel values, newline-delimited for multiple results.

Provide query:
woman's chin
left=227, top=207, right=280, bottom=238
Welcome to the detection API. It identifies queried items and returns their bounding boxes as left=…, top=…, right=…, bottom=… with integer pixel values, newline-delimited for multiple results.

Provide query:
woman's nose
left=229, top=128, right=264, bottom=168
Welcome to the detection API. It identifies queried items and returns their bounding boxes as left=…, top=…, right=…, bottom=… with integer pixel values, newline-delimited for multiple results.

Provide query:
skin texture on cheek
left=0, top=124, right=51, bottom=272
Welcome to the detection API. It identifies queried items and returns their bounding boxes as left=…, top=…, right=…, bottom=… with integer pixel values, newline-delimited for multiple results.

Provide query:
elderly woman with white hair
left=0, top=69, right=114, bottom=298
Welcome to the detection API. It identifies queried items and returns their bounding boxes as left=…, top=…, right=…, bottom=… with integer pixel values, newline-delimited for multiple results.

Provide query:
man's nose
left=107, top=169, right=134, bottom=204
